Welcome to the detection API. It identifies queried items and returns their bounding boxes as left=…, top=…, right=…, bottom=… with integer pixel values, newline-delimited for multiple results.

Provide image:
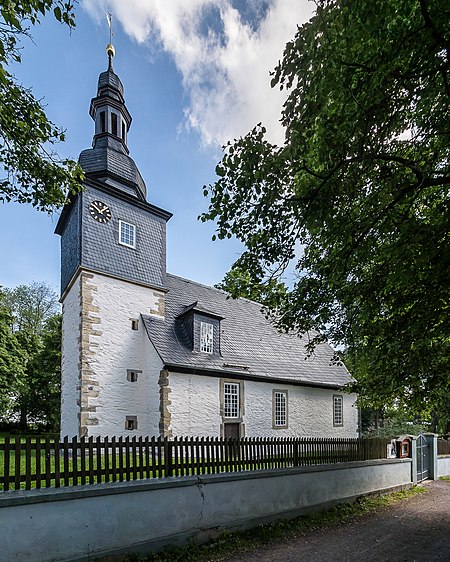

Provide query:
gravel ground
left=220, top=480, right=450, bottom=562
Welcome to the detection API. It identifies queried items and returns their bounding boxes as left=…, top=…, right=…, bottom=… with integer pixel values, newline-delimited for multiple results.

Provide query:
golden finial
left=106, top=12, right=115, bottom=64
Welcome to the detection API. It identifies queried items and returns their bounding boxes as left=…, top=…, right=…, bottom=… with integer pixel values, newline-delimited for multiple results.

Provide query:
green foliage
left=0, top=290, right=26, bottom=415
left=202, top=0, right=450, bottom=413
left=0, top=0, right=83, bottom=211
left=362, top=411, right=428, bottom=438
left=215, top=263, right=288, bottom=308
left=0, top=282, right=61, bottom=430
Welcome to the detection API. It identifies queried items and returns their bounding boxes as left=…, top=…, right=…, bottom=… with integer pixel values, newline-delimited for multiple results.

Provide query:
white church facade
left=56, top=49, right=359, bottom=440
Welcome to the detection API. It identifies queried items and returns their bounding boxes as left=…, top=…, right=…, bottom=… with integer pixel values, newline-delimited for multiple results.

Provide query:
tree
left=24, top=314, right=61, bottom=431
left=0, top=1, right=83, bottom=211
left=5, top=281, right=59, bottom=333
left=0, top=289, right=26, bottom=417
left=215, top=263, right=288, bottom=308
left=202, top=0, right=450, bottom=414
left=2, top=281, right=60, bottom=429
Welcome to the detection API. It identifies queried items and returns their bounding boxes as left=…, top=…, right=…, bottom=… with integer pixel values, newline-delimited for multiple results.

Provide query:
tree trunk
left=19, top=403, right=28, bottom=431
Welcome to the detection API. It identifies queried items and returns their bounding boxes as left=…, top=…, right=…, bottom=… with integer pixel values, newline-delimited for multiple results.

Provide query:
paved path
left=220, top=480, right=450, bottom=562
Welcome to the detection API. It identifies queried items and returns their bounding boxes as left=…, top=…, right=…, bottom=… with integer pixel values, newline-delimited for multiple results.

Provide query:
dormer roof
left=176, top=301, right=225, bottom=321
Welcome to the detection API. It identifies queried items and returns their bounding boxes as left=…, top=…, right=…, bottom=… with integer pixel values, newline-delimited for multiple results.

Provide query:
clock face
left=89, top=200, right=111, bottom=223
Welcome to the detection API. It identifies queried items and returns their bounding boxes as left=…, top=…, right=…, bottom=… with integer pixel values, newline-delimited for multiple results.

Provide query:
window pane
left=224, top=382, right=239, bottom=418
left=119, top=221, right=136, bottom=248
left=334, top=396, right=343, bottom=426
left=274, top=391, right=287, bottom=427
left=200, top=321, right=213, bottom=353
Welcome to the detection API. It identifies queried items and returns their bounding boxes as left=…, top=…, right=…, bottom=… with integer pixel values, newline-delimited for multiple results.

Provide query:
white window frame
left=200, top=321, right=213, bottom=354
left=119, top=220, right=136, bottom=249
left=224, top=382, right=240, bottom=419
left=273, top=390, right=288, bottom=428
left=333, top=394, right=343, bottom=427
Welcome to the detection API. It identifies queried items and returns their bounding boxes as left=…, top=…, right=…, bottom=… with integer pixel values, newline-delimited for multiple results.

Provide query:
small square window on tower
left=119, top=220, right=136, bottom=248
left=125, top=416, right=138, bottom=430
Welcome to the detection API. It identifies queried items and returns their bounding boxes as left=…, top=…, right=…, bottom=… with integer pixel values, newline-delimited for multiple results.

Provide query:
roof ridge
left=166, top=272, right=265, bottom=308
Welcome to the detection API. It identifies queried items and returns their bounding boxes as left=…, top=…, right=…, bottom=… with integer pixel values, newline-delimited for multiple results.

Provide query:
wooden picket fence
left=438, top=438, right=450, bottom=455
left=0, top=435, right=390, bottom=492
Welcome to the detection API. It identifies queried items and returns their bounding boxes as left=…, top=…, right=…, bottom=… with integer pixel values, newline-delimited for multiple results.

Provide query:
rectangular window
left=200, top=321, right=213, bottom=354
left=125, top=416, right=138, bottom=430
left=273, top=390, right=287, bottom=428
left=127, top=369, right=141, bottom=382
left=119, top=220, right=136, bottom=248
left=333, top=395, right=343, bottom=427
left=122, top=122, right=126, bottom=141
left=131, top=319, right=139, bottom=331
left=100, top=111, right=106, bottom=133
left=111, top=112, right=118, bottom=136
left=224, top=382, right=239, bottom=418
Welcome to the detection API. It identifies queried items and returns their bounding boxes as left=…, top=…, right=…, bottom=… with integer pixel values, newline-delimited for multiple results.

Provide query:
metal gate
left=416, top=434, right=429, bottom=482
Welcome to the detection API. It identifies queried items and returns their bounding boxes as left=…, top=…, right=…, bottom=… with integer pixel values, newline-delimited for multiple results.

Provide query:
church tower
left=56, top=46, right=172, bottom=438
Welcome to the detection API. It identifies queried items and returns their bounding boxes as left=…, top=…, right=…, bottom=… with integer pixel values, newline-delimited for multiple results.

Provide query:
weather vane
left=106, top=12, right=115, bottom=63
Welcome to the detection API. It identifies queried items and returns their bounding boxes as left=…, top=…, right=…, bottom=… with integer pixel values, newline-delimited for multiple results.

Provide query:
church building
left=55, top=46, right=358, bottom=440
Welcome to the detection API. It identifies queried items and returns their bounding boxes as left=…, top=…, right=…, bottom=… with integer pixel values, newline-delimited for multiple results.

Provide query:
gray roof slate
left=79, top=137, right=147, bottom=199
left=142, top=274, right=351, bottom=388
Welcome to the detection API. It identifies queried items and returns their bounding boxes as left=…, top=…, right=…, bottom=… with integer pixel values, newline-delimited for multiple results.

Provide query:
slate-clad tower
left=56, top=47, right=172, bottom=438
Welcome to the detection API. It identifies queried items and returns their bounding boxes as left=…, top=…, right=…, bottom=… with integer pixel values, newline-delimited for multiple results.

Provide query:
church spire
left=78, top=41, right=147, bottom=200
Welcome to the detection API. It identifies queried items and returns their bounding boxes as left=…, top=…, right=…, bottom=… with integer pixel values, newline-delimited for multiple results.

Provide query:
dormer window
left=200, top=321, right=213, bottom=354
left=176, top=301, right=224, bottom=355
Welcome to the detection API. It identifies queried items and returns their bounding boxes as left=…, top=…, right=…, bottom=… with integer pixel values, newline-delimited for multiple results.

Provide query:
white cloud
left=81, top=0, right=312, bottom=147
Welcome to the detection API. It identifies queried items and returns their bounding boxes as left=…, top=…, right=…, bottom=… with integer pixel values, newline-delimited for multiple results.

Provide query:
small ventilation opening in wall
left=131, top=319, right=139, bottom=331
left=125, top=416, right=138, bottom=430
left=127, top=369, right=141, bottom=382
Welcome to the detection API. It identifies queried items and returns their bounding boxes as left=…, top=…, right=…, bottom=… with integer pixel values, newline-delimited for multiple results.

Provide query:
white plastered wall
left=60, top=275, right=81, bottom=439
left=168, top=372, right=358, bottom=438
left=60, top=270, right=165, bottom=438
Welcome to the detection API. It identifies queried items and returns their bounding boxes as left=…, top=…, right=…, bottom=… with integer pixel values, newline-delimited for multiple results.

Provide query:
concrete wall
left=60, top=271, right=165, bottom=439
left=437, top=456, right=450, bottom=477
left=169, top=371, right=358, bottom=438
left=0, top=459, right=411, bottom=562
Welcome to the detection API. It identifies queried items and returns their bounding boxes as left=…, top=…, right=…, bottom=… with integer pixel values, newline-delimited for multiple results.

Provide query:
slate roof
left=98, top=67, right=124, bottom=98
left=142, top=274, right=352, bottom=389
left=79, top=137, right=147, bottom=199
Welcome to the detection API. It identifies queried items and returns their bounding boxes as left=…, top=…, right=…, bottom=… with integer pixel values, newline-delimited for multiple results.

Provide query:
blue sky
left=0, top=0, right=311, bottom=293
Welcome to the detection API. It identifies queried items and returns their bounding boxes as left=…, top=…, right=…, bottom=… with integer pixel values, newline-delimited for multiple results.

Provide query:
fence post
left=293, top=438, right=299, bottom=467
left=410, top=436, right=418, bottom=486
left=164, top=437, right=172, bottom=477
